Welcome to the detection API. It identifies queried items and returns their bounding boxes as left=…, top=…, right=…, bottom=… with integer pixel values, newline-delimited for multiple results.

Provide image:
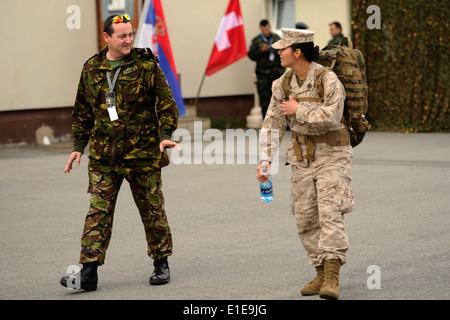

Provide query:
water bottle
left=260, top=165, right=273, bottom=202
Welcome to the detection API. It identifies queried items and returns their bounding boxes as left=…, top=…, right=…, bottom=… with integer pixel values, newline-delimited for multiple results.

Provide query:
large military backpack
left=283, top=37, right=371, bottom=147
left=317, top=37, right=370, bottom=147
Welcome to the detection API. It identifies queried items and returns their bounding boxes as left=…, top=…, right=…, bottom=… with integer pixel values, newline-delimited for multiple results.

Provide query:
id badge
left=269, top=52, right=275, bottom=61
left=105, top=91, right=118, bottom=121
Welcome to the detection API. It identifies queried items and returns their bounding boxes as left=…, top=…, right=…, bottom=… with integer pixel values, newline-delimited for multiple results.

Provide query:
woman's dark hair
left=290, top=42, right=320, bottom=62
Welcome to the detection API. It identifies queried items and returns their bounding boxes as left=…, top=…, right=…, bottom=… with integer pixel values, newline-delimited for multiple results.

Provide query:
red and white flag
left=205, top=0, right=247, bottom=76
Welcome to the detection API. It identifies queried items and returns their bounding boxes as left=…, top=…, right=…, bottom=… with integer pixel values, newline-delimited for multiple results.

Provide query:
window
left=273, top=0, right=296, bottom=30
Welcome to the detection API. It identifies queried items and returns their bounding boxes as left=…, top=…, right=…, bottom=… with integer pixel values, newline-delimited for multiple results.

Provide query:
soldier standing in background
left=248, top=19, right=285, bottom=118
left=327, top=21, right=345, bottom=46
left=60, top=14, right=179, bottom=291
left=257, top=29, right=353, bottom=300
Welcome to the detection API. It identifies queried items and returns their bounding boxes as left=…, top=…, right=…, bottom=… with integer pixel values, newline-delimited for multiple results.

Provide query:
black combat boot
left=60, top=262, right=98, bottom=291
left=149, top=257, right=170, bottom=285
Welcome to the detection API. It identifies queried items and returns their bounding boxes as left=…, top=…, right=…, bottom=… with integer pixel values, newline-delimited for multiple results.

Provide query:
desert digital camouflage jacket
left=72, top=47, right=178, bottom=169
left=260, top=62, right=346, bottom=164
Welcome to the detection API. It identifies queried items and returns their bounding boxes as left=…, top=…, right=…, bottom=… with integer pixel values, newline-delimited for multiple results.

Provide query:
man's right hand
left=64, top=151, right=82, bottom=174
left=261, top=43, right=270, bottom=52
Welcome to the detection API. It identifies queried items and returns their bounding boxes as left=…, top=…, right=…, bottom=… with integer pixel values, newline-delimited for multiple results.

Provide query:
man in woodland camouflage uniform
left=60, top=14, right=178, bottom=291
left=248, top=19, right=285, bottom=118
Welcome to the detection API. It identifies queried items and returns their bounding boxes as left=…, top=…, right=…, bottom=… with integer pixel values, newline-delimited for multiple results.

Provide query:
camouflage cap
left=272, top=28, right=315, bottom=49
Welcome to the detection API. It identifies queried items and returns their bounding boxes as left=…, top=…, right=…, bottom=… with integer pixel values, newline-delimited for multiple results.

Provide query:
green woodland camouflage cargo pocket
left=117, top=67, right=144, bottom=104
left=89, top=126, right=107, bottom=160
left=124, top=124, right=160, bottom=159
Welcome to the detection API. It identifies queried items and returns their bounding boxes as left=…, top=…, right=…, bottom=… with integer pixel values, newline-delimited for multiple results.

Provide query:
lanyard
left=106, top=66, right=122, bottom=91
left=260, top=33, right=273, bottom=45
left=260, top=33, right=274, bottom=55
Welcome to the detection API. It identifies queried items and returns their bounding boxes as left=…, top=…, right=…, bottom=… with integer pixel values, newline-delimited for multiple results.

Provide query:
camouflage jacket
left=248, top=33, right=285, bottom=78
left=72, top=47, right=178, bottom=169
left=327, top=33, right=346, bottom=46
left=259, top=62, right=347, bottom=164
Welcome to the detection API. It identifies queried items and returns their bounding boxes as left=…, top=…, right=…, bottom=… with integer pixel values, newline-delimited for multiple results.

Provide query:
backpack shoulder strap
left=282, top=69, right=295, bottom=99
left=287, top=67, right=330, bottom=103
left=313, top=67, right=331, bottom=99
left=338, top=36, right=353, bottom=49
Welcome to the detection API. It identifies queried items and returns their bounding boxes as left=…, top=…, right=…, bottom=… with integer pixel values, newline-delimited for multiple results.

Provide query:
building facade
left=0, top=0, right=350, bottom=144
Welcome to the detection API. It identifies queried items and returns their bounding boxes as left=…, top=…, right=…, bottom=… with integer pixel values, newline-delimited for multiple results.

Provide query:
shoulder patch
left=135, top=47, right=153, bottom=58
left=135, top=47, right=160, bottom=64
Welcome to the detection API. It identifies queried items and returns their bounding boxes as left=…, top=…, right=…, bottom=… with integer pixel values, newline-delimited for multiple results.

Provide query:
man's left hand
left=159, top=140, right=179, bottom=152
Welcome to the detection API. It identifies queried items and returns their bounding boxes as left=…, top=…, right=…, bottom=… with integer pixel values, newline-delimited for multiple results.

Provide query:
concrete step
left=177, top=105, right=211, bottom=132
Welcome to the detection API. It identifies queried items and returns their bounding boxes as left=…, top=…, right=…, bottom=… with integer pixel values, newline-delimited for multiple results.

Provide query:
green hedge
left=352, top=0, right=449, bottom=132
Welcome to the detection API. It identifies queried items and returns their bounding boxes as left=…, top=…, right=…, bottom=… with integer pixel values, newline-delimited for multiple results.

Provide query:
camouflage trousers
left=290, top=144, right=354, bottom=267
left=79, top=167, right=172, bottom=265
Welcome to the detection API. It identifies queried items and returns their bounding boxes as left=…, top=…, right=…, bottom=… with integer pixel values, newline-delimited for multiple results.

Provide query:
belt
left=292, top=128, right=350, bottom=161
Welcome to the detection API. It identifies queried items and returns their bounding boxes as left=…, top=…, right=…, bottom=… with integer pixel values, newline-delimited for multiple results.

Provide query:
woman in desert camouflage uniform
left=257, top=29, right=353, bottom=300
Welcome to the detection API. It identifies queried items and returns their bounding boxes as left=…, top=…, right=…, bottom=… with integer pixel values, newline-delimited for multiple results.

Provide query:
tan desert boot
left=319, top=259, right=341, bottom=300
left=301, top=265, right=324, bottom=295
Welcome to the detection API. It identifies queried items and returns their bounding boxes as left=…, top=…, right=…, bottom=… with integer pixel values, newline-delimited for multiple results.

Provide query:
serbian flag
left=135, top=0, right=185, bottom=116
left=205, top=0, right=247, bottom=76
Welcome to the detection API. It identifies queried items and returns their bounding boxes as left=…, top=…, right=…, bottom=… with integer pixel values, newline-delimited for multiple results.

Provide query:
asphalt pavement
left=1, top=131, right=449, bottom=302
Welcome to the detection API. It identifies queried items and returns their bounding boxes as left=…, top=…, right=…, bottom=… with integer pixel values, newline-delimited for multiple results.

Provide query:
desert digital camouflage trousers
left=79, top=167, right=172, bottom=265
left=290, top=144, right=354, bottom=267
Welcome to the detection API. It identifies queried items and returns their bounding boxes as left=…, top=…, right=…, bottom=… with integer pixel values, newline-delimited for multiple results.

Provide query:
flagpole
left=194, top=72, right=207, bottom=107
